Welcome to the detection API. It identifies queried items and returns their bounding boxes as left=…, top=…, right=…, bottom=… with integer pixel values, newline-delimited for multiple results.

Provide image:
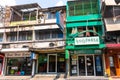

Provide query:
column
left=31, top=60, right=35, bottom=77
left=65, top=50, right=70, bottom=77
left=114, top=55, right=120, bottom=76
left=105, top=53, right=110, bottom=76
left=1, top=57, right=5, bottom=76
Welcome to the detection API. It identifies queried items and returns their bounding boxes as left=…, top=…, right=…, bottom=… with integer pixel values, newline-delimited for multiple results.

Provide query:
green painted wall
left=65, top=0, right=105, bottom=52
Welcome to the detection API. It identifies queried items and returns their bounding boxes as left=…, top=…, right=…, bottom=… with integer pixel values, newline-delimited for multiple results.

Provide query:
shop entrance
left=38, top=54, right=65, bottom=73
left=78, top=55, right=94, bottom=76
left=48, top=54, right=57, bottom=73
left=71, top=54, right=103, bottom=76
left=109, top=56, right=116, bottom=76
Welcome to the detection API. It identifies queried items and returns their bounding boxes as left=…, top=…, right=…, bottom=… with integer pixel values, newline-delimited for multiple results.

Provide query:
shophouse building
left=0, top=3, right=66, bottom=76
left=102, top=0, right=120, bottom=77
left=0, top=5, right=5, bottom=75
left=65, top=0, right=105, bottom=76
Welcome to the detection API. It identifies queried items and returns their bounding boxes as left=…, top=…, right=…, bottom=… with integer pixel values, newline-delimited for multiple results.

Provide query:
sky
left=0, top=0, right=68, bottom=8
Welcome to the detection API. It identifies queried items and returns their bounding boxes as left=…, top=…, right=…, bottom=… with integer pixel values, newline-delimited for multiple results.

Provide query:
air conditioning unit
left=22, top=44, right=32, bottom=48
left=106, top=34, right=117, bottom=43
left=49, top=42, right=55, bottom=47
left=22, top=45, right=29, bottom=48
left=49, top=42, right=57, bottom=47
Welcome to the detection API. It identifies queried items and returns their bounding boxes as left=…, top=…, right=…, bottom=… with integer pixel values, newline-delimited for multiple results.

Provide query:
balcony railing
left=9, top=19, right=56, bottom=26
left=9, top=20, right=37, bottom=26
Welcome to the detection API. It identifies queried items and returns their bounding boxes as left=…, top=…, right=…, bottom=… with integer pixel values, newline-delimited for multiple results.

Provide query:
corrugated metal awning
left=104, top=0, right=120, bottom=5
left=106, top=24, right=120, bottom=31
left=104, top=18, right=120, bottom=31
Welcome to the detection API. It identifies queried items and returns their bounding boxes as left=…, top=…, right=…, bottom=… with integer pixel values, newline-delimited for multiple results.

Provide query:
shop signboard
left=5, top=52, right=30, bottom=57
left=75, top=36, right=100, bottom=45
left=31, top=52, right=38, bottom=60
left=75, top=50, right=102, bottom=54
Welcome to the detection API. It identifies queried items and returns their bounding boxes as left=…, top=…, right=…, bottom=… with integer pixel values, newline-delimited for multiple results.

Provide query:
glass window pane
left=0, top=33, right=3, bottom=42
left=19, top=31, right=32, bottom=41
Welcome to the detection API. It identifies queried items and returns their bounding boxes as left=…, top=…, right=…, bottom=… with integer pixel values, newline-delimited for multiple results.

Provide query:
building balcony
left=1, top=39, right=65, bottom=51
left=66, top=14, right=102, bottom=23
left=9, top=20, right=37, bottom=26
left=8, top=18, right=56, bottom=27
left=66, top=0, right=100, bottom=18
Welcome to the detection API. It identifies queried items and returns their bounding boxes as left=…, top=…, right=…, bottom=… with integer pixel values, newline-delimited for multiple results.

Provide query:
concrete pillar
left=66, top=59, right=70, bottom=77
left=105, top=53, right=110, bottom=76
left=103, top=54, right=106, bottom=76
left=114, top=55, right=120, bottom=76
left=1, top=57, right=5, bottom=76
left=32, top=60, right=35, bottom=77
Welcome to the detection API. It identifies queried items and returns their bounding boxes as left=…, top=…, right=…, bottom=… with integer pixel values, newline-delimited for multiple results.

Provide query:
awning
left=0, top=54, right=4, bottom=58
left=104, top=0, right=120, bottom=5
left=30, top=48, right=65, bottom=53
left=66, top=44, right=105, bottom=50
left=106, top=44, right=120, bottom=49
left=104, top=18, right=120, bottom=31
left=106, top=24, right=120, bottom=31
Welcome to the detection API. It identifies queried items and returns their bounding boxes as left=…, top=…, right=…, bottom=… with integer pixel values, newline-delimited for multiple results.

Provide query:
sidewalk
left=109, top=77, right=120, bottom=80
left=0, top=75, right=31, bottom=80
left=1, top=75, right=120, bottom=80
left=67, top=76, right=109, bottom=80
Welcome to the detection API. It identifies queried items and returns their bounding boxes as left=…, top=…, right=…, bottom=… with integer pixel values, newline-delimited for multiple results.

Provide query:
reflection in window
left=19, top=31, right=32, bottom=41
left=35, top=29, right=63, bottom=40
left=44, top=12, right=56, bottom=19
left=6, top=32, right=17, bottom=42
left=7, top=57, right=32, bottom=75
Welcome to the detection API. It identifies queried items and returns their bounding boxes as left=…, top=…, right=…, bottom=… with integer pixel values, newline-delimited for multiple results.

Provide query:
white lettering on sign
left=75, top=36, right=100, bottom=45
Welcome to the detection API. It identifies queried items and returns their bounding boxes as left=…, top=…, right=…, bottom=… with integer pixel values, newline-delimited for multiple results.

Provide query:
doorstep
left=67, top=76, right=109, bottom=80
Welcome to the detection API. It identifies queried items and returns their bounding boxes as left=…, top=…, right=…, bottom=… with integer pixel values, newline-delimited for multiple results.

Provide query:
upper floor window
left=19, top=31, right=32, bottom=41
left=52, top=30, right=63, bottom=38
left=68, top=0, right=99, bottom=16
left=104, top=6, right=120, bottom=18
left=70, top=26, right=101, bottom=37
left=44, top=12, right=56, bottom=19
left=6, top=32, right=17, bottom=42
left=35, top=29, right=63, bottom=40
left=0, top=33, right=3, bottom=42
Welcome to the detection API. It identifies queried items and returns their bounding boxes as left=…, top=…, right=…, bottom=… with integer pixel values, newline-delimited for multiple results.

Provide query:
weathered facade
left=0, top=5, right=5, bottom=76
left=102, top=0, right=120, bottom=77
left=0, top=3, right=66, bottom=76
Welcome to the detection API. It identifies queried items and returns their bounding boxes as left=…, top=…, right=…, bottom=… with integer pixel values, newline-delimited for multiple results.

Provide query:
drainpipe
left=31, top=52, right=36, bottom=77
